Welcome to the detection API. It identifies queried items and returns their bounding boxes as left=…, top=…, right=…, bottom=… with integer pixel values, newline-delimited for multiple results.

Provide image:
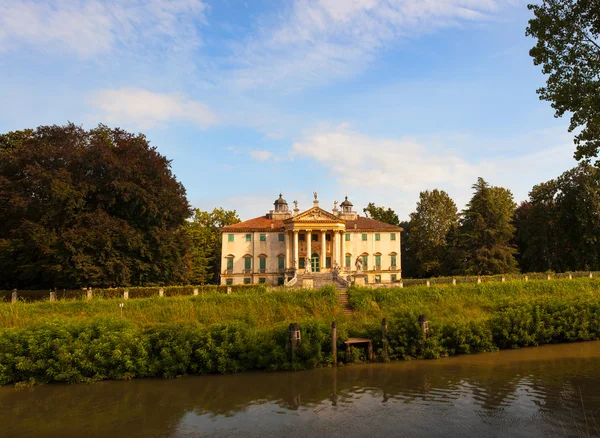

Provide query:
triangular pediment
left=285, top=206, right=344, bottom=223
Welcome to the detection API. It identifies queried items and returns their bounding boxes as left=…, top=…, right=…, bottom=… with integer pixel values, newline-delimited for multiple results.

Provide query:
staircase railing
left=284, top=269, right=298, bottom=287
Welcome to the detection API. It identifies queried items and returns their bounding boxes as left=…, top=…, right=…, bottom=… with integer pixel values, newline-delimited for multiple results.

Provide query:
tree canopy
left=0, top=123, right=191, bottom=289
left=363, top=202, right=400, bottom=226
left=527, top=0, right=600, bottom=162
left=409, top=189, right=458, bottom=277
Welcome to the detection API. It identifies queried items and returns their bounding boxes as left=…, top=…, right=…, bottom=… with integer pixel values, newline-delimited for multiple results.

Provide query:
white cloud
left=291, top=123, right=577, bottom=218
left=0, top=0, right=208, bottom=57
left=88, top=88, right=218, bottom=129
left=250, top=149, right=273, bottom=162
left=228, top=0, right=520, bottom=89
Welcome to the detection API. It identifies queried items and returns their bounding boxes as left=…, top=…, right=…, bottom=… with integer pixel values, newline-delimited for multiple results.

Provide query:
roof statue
left=313, top=192, right=318, bottom=200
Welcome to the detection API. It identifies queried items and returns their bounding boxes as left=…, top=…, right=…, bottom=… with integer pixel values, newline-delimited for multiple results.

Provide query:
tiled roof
left=345, top=216, right=403, bottom=231
left=221, top=214, right=402, bottom=232
left=221, top=216, right=285, bottom=232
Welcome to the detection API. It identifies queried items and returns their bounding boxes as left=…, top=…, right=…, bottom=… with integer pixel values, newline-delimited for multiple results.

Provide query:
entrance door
left=311, top=253, right=320, bottom=272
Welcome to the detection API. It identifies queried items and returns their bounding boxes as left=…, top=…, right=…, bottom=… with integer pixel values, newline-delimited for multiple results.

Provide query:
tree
left=363, top=202, right=400, bottom=226
left=526, top=0, right=600, bottom=162
left=186, top=208, right=240, bottom=284
left=0, top=123, right=191, bottom=289
left=408, top=189, right=458, bottom=277
left=458, top=178, right=519, bottom=275
left=399, top=220, right=417, bottom=278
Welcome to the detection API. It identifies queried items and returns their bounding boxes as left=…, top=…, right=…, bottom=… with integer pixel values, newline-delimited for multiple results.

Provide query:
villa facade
left=220, top=194, right=402, bottom=286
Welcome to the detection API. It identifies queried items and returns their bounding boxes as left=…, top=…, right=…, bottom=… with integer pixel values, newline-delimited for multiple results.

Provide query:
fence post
left=11, top=289, right=17, bottom=304
left=452, top=278, right=456, bottom=286
left=382, top=318, right=388, bottom=360
left=87, top=287, right=93, bottom=300
left=123, top=289, right=129, bottom=300
left=331, top=321, right=337, bottom=365
left=159, top=287, right=164, bottom=297
left=289, top=323, right=301, bottom=362
left=426, top=280, right=430, bottom=287
left=50, top=291, right=56, bottom=302
left=193, top=288, right=199, bottom=296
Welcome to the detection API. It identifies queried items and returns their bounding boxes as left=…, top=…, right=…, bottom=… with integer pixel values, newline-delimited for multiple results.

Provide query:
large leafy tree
left=186, top=208, right=240, bottom=284
left=399, top=220, right=417, bottom=278
left=0, top=123, right=191, bottom=289
left=526, top=0, right=600, bottom=162
left=363, top=202, right=400, bottom=226
left=409, top=189, right=458, bottom=277
left=458, top=178, right=519, bottom=275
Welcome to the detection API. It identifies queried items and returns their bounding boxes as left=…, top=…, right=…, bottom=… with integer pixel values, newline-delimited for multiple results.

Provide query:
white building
left=220, top=194, right=402, bottom=286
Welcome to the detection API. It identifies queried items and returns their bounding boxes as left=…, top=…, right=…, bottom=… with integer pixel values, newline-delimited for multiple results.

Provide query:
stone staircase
left=295, top=272, right=354, bottom=316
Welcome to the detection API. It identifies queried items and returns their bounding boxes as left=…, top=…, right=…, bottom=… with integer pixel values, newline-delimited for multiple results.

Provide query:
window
left=259, top=257, right=266, bottom=270
left=243, top=278, right=251, bottom=285
left=226, top=278, right=233, bottom=285
left=226, top=258, right=234, bottom=271
left=259, top=278, right=266, bottom=284
left=391, top=255, right=397, bottom=267
left=362, top=255, right=368, bottom=268
left=244, top=258, right=251, bottom=271
left=390, top=233, right=396, bottom=241
left=345, top=255, right=351, bottom=268
left=278, top=277, right=285, bottom=286
left=278, top=233, right=285, bottom=242
left=228, top=234, right=234, bottom=242
left=391, top=274, right=397, bottom=282
left=375, top=255, right=381, bottom=267
left=326, top=257, right=331, bottom=268
left=299, top=258, right=305, bottom=269
left=260, top=234, right=266, bottom=242
left=326, top=234, right=331, bottom=241
left=375, top=233, right=380, bottom=241
left=299, top=234, right=306, bottom=242
left=278, top=256, right=285, bottom=270
left=345, top=233, right=350, bottom=241
left=375, top=275, right=381, bottom=284
left=362, top=233, right=367, bottom=241
left=312, top=233, right=318, bottom=241
left=246, top=234, right=251, bottom=242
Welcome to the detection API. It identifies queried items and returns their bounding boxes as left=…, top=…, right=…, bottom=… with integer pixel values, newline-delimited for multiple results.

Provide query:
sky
left=0, top=0, right=580, bottom=221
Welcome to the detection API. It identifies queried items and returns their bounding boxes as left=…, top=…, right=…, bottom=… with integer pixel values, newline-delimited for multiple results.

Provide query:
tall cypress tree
left=458, top=178, right=519, bottom=275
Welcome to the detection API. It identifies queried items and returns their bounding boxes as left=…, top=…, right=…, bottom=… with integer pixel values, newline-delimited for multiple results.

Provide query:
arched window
left=277, top=254, right=285, bottom=271
left=258, top=254, right=267, bottom=273
left=243, top=254, right=252, bottom=273
left=225, top=254, right=234, bottom=273
left=374, top=252, right=382, bottom=270
left=389, top=252, right=398, bottom=269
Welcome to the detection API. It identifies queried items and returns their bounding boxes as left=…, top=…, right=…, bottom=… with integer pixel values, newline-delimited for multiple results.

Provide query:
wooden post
left=11, top=289, right=17, bottom=304
left=50, top=291, right=56, bottom=302
left=159, top=287, right=164, bottom=297
left=452, top=278, right=456, bottom=286
left=418, top=314, right=429, bottom=334
left=331, top=322, right=337, bottom=365
left=193, top=288, right=199, bottom=296
left=87, top=288, right=93, bottom=300
left=119, top=303, right=124, bottom=319
left=289, top=323, right=300, bottom=361
left=426, top=280, right=430, bottom=287
left=381, top=318, right=388, bottom=360
left=368, top=341, right=373, bottom=361
left=123, top=289, right=129, bottom=300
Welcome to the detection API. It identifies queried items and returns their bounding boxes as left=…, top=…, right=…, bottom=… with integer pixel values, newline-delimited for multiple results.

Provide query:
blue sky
left=0, top=0, right=579, bottom=220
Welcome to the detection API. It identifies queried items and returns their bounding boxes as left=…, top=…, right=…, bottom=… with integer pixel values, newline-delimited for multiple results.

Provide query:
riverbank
left=2, top=279, right=600, bottom=385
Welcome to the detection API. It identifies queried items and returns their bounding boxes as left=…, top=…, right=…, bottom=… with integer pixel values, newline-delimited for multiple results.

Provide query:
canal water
left=2, top=341, right=600, bottom=437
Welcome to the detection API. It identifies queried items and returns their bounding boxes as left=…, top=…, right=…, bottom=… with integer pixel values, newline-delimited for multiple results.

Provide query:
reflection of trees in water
left=1, top=343, right=600, bottom=437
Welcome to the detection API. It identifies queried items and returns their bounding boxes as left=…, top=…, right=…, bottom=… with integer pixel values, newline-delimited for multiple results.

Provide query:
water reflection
left=2, top=342, right=600, bottom=437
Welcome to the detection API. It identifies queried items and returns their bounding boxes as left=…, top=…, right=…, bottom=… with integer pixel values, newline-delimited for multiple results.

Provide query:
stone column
left=285, top=230, right=290, bottom=269
left=321, top=230, right=327, bottom=271
left=340, top=230, right=346, bottom=270
left=306, top=230, right=312, bottom=270
left=332, top=231, right=338, bottom=267
left=293, top=230, right=299, bottom=269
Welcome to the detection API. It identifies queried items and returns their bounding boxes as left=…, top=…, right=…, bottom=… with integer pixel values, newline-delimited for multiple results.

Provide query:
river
left=2, top=341, right=600, bottom=437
